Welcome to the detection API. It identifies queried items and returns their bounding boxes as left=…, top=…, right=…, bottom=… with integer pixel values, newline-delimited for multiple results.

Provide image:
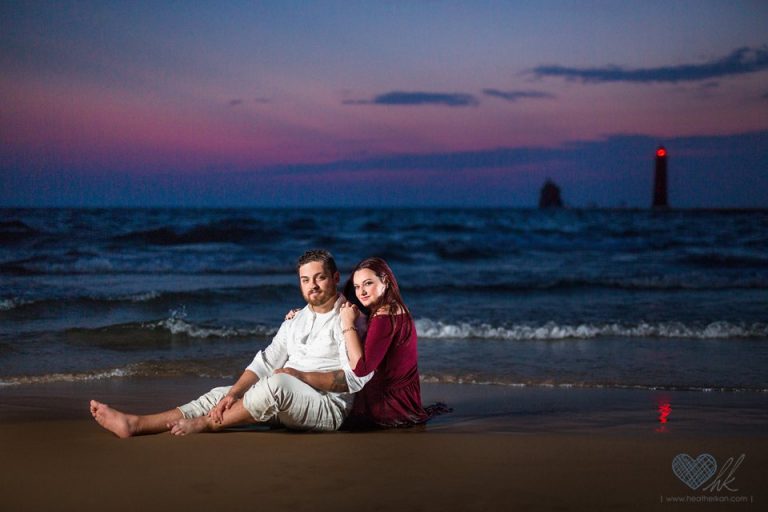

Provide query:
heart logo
left=672, top=454, right=717, bottom=490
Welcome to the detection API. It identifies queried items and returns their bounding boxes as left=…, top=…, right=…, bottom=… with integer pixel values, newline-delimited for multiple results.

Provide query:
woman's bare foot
left=167, top=416, right=214, bottom=436
left=90, top=400, right=137, bottom=438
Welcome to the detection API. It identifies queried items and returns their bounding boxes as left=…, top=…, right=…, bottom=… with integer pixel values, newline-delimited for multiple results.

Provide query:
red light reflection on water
left=656, top=401, right=672, bottom=432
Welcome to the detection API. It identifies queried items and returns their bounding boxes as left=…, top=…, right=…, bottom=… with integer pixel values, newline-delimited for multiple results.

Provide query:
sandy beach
left=1, top=379, right=766, bottom=511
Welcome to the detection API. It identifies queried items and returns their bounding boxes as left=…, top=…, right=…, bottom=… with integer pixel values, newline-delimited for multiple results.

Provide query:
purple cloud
left=483, top=89, right=555, bottom=101
left=344, top=91, right=479, bottom=107
left=533, top=45, right=768, bottom=83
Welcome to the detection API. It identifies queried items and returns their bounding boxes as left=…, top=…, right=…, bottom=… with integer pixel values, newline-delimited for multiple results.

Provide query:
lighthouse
left=652, top=146, right=668, bottom=208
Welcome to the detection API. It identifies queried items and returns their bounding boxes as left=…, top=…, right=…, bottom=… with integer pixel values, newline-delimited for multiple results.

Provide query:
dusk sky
left=2, top=0, right=767, bottom=207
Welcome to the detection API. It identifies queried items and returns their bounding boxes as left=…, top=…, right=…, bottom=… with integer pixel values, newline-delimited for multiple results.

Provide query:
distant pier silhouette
left=539, top=179, right=563, bottom=208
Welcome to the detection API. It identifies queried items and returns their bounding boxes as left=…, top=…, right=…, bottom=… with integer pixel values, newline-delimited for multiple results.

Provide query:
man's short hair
left=296, top=249, right=338, bottom=275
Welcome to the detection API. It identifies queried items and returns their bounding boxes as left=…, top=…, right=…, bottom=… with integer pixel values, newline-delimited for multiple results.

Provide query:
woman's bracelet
left=342, top=326, right=358, bottom=334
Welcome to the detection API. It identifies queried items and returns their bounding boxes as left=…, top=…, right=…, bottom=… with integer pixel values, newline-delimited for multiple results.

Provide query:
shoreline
left=1, top=377, right=766, bottom=435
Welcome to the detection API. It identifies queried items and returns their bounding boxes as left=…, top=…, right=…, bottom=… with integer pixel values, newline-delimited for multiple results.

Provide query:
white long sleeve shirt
left=246, top=294, right=371, bottom=410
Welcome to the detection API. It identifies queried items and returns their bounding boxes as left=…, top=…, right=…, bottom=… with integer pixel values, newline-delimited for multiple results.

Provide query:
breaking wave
left=415, top=319, right=768, bottom=341
left=0, top=359, right=238, bottom=386
left=145, top=315, right=273, bottom=339
left=0, top=367, right=135, bottom=386
left=0, top=298, right=32, bottom=311
left=86, top=317, right=275, bottom=341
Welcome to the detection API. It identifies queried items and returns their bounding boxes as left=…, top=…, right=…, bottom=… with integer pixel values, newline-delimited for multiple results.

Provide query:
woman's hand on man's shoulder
left=372, top=304, right=403, bottom=316
left=284, top=308, right=302, bottom=321
left=340, top=301, right=360, bottom=327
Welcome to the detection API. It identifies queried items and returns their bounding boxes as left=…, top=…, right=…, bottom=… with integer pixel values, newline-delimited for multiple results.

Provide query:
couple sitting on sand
left=90, top=249, right=430, bottom=437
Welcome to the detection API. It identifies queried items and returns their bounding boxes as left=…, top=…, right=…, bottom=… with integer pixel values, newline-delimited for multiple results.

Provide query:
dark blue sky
left=2, top=1, right=767, bottom=207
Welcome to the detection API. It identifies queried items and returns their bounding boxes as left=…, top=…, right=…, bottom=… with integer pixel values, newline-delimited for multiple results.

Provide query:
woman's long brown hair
left=343, top=257, right=413, bottom=343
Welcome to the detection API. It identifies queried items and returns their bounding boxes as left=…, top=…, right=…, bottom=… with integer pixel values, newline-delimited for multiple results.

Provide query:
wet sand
left=1, top=379, right=766, bottom=511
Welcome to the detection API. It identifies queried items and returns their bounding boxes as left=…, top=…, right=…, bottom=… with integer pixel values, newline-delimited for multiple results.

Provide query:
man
left=90, top=249, right=369, bottom=437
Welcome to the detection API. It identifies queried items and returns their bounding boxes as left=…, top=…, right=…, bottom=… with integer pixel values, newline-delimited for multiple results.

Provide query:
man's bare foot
left=89, top=400, right=137, bottom=438
left=167, top=416, right=213, bottom=436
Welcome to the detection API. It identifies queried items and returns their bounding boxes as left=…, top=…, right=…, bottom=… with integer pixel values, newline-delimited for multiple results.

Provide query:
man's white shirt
left=246, top=295, right=372, bottom=410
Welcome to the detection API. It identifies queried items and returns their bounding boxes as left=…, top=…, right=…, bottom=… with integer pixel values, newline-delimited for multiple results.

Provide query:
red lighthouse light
left=652, top=145, right=668, bottom=208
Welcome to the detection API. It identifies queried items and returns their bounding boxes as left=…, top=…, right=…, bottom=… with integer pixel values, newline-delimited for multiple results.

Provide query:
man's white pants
left=177, top=373, right=347, bottom=431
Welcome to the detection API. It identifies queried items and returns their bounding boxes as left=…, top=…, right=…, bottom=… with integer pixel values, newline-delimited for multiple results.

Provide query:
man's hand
left=209, top=395, right=238, bottom=424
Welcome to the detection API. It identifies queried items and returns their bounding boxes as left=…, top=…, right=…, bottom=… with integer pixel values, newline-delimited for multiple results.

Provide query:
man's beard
left=305, top=290, right=333, bottom=307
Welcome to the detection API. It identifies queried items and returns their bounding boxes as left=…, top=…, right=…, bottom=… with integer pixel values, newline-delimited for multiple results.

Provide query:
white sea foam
left=0, top=361, right=240, bottom=386
left=89, top=291, right=163, bottom=303
left=0, top=367, right=134, bottom=386
left=73, top=257, right=114, bottom=273
left=145, top=310, right=276, bottom=339
left=123, top=291, right=161, bottom=302
left=415, top=319, right=768, bottom=341
left=155, top=317, right=242, bottom=338
left=0, top=297, right=30, bottom=311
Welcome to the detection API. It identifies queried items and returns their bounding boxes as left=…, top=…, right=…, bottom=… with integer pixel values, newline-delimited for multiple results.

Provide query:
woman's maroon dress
left=349, top=314, right=428, bottom=427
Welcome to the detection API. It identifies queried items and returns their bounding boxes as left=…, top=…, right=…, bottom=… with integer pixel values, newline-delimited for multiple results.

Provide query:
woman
left=338, top=257, right=428, bottom=428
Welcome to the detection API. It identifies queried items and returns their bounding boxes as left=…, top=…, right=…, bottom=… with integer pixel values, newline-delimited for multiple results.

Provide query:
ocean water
left=1, top=208, right=767, bottom=392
